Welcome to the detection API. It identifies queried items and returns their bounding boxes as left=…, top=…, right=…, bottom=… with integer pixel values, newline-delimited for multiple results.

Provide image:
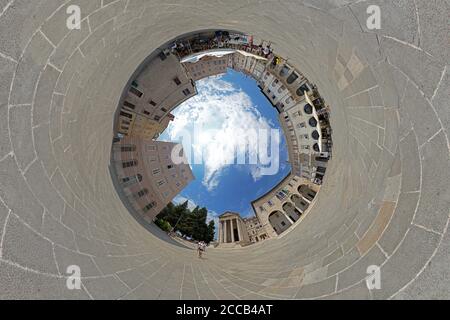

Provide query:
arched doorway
left=268, top=211, right=292, bottom=235
left=298, top=185, right=317, bottom=202
left=291, top=194, right=309, bottom=212
left=282, top=202, right=301, bottom=222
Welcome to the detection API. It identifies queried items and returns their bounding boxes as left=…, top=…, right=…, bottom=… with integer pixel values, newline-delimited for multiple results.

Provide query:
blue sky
left=159, top=69, right=291, bottom=231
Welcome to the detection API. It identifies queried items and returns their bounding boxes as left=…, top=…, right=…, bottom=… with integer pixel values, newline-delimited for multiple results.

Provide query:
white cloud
left=166, top=76, right=276, bottom=191
left=173, top=195, right=197, bottom=211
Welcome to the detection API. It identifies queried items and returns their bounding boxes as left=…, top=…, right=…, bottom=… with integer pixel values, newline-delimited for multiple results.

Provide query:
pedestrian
left=197, top=241, right=204, bottom=258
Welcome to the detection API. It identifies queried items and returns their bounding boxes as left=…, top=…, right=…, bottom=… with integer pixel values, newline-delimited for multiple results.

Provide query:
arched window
left=287, top=72, right=299, bottom=84
left=311, top=130, right=320, bottom=140
left=309, top=117, right=318, bottom=127
left=296, top=84, right=309, bottom=97
left=304, top=103, right=313, bottom=114
left=279, top=65, right=290, bottom=77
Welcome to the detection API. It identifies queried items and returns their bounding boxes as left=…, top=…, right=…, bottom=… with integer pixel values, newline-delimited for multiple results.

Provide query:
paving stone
left=430, top=68, right=449, bottom=136
left=41, top=211, right=77, bottom=251
left=401, top=82, right=442, bottom=147
left=357, top=201, right=396, bottom=255
left=10, top=31, right=54, bottom=105
left=9, top=105, right=35, bottom=171
left=0, top=261, right=90, bottom=299
left=62, top=204, right=90, bottom=239
left=373, top=225, right=441, bottom=299
left=380, top=36, right=444, bottom=99
left=0, top=155, right=43, bottom=230
left=24, top=159, right=65, bottom=221
left=399, top=131, right=420, bottom=192
left=327, top=247, right=361, bottom=277
left=337, top=245, right=386, bottom=291
left=2, top=214, right=58, bottom=274
left=294, top=276, right=336, bottom=299
left=378, top=192, right=419, bottom=255
left=32, top=65, right=60, bottom=127
left=414, top=131, right=450, bottom=233
left=324, top=281, right=371, bottom=300
left=415, top=0, right=450, bottom=65
left=40, top=0, right=102, bottom=46
left=392, top=221, right=450, bottom=299
left=54, top=245, right=102, bottom=277
left=82, top=275, right=129, bottom=300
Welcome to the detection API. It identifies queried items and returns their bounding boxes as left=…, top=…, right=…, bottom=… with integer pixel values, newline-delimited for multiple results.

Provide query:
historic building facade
left=243, top=216, right=269, bottom=243
left=251, top=173, right=320, bottom=237
left=217, top=212, right=251, bottom=246
left=117, top=52, right=197, bottom=138
left=228, top=51, right=268, bottom=80
left=112, top=137, right=194, bottom=222
left=183, top=54, right=228, bottom=81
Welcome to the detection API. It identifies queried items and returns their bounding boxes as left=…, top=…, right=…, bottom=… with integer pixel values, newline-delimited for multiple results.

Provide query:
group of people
left=197, top=241, right=207, bottom=258
left=169, top=31, right=274, bottom=61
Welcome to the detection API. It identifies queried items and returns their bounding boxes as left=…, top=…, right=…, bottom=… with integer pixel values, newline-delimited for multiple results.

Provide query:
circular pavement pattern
left=0, top=0, right=449, bottom=299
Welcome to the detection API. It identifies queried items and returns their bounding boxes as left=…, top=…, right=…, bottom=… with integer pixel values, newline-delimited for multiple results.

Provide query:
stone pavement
left=0, top=0, right=449, bottom=299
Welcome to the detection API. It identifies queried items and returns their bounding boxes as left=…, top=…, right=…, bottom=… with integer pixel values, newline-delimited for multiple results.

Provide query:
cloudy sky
left=159, top=69, right=291, bottom=237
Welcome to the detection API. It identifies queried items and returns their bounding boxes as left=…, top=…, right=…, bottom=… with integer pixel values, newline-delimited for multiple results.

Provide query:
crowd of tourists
left=169, top=30, right=274, bottom=60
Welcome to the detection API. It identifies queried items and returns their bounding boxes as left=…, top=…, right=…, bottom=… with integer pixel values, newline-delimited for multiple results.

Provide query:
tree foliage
left=157, top=201, right=215, bottom=243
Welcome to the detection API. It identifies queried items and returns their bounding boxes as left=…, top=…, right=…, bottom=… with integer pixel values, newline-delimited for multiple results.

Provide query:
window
left=147, top=145, right=156, bottom=151
left=173, top=77, right=181, bottom=85
left=143, top=110, right=150, bottom=115
left=122, top=160, right=137, bottom=168
left=161, top=107, right=167, bottom=113
left=304, top=103, right=313, bottom=114
left=154, top=115, right=161, bottom=121
left=297, top=122, right=306, bottom=129
left=158, top=51, right=166, bottom=61
left=176, top=182, right=181, bottom=187
left=152, top=169, right=161, bottom=175
left=120, top=111, right=133, bottom=119
left=287, top=72, right=299, bottom=84
left=285, top=96, right=292, bottom=104
left=281, top=221, right=286, bottom=227
left=149, top=100, right=157, bottom=106
left=158, top=180, right=165, bottom=186
left=121, top=145, right=136, bottom=152
left=123, top=101, right=135, bottom=110
left=137, top=189, right=149, bottom=198
left=143, top=201, right=157, bottom=212
left=182, top=88, right=191, bottom=96
left=312, top=130, right=320, bottom=140
left=167, top=165, right=174, bottom=169
left=309, top=117, right=318, bottom=127
left=129, top=87, right=143, bottom=98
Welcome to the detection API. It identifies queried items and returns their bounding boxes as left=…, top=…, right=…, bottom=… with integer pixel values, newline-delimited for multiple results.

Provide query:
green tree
left=156, top=202, right=215, bottom=243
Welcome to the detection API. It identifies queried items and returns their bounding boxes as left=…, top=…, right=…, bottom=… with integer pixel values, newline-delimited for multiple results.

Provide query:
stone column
left=219, top=221, right=223, bottom=243
left=236, top=219, right=242, bottom=242
left=231, top=219, right=235, bottom=242
left=225, top=220, right=230, bottom=243
left=285, top=212, right=295, bottom=225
